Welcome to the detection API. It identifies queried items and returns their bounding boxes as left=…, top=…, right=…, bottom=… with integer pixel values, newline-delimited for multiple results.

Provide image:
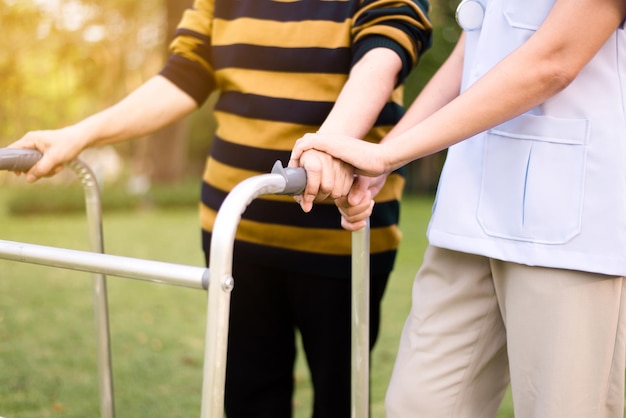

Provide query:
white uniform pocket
left=477, top=114, right=590, bottom=244
left=503, top=0, right=555, bottom=31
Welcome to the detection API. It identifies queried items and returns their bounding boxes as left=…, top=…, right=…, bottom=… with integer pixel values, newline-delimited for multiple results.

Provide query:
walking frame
left=0, top=148, right=371, bottom=418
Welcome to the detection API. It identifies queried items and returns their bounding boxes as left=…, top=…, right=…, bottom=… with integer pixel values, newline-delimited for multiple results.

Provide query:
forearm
left=296, top=47, right=402, bottom=212
left=318, top=47, right=402, bottom=137
left=380, top=0, right=626, bottom=171
left=385, top=35, right=465, bottom=141
left=72, top=75, right=197, bottom=149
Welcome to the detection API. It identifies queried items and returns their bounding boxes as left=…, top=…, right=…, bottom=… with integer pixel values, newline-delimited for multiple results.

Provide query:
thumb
left=347, top=176, right=369, bottom=206
left=25, top=155, right=61, bottom=183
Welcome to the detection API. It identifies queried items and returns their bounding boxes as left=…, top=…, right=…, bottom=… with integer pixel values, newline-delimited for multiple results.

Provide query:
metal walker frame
left=0, top=148, right=370, bottom=418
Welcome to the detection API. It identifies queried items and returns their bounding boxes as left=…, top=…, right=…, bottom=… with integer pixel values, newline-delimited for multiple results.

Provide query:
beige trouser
left=386, top=246, right=626, bottom=418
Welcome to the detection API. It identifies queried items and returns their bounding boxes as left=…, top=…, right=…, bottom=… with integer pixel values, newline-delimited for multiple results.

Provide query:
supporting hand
left=289, top=133, right=388, bottom=177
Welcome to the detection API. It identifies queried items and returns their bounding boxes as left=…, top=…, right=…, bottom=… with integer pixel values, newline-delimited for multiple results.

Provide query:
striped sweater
left=160, top=0, right=432, bottom=278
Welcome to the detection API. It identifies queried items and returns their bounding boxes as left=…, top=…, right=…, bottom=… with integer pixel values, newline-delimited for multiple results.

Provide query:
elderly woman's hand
left=294, top=149, right=354, bottom=213
left=10, top=126, right=89, bottom=182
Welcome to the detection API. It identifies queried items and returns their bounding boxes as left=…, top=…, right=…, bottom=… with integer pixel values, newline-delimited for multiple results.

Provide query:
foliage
left=405, top=0, right=462, bottom=102
left=0, top=0, right=166, bottom=143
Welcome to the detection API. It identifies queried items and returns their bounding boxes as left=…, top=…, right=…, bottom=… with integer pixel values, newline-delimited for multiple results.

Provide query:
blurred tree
left=0, top=1, right=44, bottom=140
left=144, top=0, right=195, bottom=184
left=0, top=0, right=165, bottom=159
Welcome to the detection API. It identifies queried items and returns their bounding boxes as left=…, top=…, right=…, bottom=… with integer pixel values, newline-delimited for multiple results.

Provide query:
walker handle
left=0, top=148, right=43, bottom=172
left=0, top=151, right=308, bottom=195
left=271, top=160, right=307, bottom=196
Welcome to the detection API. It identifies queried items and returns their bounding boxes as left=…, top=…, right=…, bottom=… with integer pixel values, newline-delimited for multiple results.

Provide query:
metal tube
left=200, top=172, right=289, bottom=418
left=0, top=149, right=118, bottom=418
left=351, top=220, right=370, bottom=418
left=0, top=240, right=208, bottom=289
left=200, top=163, right=372, bottom=418
left=67, top=159, right=116, bottom=418
left=0, top=148, right=42, bottom=171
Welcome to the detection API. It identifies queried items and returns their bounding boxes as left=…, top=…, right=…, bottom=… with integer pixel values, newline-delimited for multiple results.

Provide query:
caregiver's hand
left=289, top=132, right=388, bottom=177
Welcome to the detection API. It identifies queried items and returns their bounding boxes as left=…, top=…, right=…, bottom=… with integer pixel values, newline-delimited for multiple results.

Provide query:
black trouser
left=208, top=258, right=389, bottom=418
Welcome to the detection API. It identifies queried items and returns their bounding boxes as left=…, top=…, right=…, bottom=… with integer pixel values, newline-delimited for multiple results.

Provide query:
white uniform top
left=428, top=0, right=626, bottom=276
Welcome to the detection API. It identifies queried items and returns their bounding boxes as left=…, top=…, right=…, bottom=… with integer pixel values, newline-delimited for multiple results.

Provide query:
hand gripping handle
left=0, top=148, right=43, bottom=172
left=271, top=160, right=307, bottom=196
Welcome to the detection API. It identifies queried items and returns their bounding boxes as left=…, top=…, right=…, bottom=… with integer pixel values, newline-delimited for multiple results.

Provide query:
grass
left=0, top=181, right=516, bottom=417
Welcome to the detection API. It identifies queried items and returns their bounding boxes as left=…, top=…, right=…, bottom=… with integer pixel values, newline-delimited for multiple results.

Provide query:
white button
left=456, top=0, right=485, bottom=31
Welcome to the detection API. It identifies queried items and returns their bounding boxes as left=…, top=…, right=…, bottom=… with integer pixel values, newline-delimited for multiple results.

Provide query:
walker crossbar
left=0, top=239, right=209, bottom=289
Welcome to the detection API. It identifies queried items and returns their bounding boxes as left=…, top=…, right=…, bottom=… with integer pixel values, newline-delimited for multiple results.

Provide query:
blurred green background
left=0, top=188, right=517, bottom=417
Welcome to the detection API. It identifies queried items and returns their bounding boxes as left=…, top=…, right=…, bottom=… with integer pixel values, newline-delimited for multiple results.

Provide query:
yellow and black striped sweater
left=160, top=0, right=432, bottom=278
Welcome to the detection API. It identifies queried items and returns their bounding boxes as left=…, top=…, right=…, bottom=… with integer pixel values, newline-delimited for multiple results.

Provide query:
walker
left=0, top=148, right=370, bottom=418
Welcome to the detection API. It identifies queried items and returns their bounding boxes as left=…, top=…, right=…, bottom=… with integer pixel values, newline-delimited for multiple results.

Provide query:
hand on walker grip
left=10, top=126, right=87, bottom=183
left=292, top=149, right=354, bottom=213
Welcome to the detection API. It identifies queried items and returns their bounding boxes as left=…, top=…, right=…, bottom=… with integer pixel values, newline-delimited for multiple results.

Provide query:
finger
left=337, top=163, right=355, bottom=198
left=341, top=216, right=367, bottom=231
left=25, top=169, right=39, bottom=183
left=323, top=158, right=354, bottom=200
left=26, top=161, right=66, bottom=183
left=347, top=176, right=370, bottom=206
left=309, top=152, right=342, bottom=203
left=317, top=169, right=335, bottom=201
left=336, top=194, right=373, bottom=221
left=301, top=162, right=322, bottom=213
left=287, top=157, right=299, bottom=168
left=289, top=133, right=318, bottom=167
left=335, top=196, right=350, bottom=211
left=25, top=155, right=59, bottom=183
left=8, top=136, right=34, bottom=149
left=53, top=165, right=64, bottom=176
left=342, top=199, right=374, bottom=221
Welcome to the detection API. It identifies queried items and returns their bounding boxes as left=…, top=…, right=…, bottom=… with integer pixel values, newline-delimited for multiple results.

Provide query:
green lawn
left=0, top=188, right=515, bottom=417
